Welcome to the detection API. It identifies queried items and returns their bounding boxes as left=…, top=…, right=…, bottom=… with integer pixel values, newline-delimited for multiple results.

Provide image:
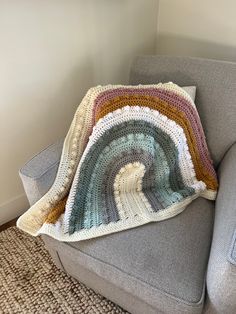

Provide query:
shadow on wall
left=157, top=33, right=236, bottom=62
left=58, top=59, right=95, bottom=105
left=16, top=57, right=95, bottom=157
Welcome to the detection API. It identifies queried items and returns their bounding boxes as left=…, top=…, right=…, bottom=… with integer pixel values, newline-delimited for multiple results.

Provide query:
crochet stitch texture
left=17, top=83, right=218, bottom=241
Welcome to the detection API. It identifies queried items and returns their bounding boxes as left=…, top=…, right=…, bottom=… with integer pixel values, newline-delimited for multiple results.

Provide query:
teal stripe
left=83, top=136, right=172, bottom=229
left=100, top=149, right=164, bottom=225
left=69, top=120, right=194, bottom=234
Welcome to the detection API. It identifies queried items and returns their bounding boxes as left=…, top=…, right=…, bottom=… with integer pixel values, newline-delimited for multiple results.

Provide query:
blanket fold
left=17, top=83, right=218, bottom=241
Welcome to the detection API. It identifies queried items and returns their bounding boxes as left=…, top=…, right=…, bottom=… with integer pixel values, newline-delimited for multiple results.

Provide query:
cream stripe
left=37, top=191, right=207, bottom=241
left=114, top=162, right=151, bottom=219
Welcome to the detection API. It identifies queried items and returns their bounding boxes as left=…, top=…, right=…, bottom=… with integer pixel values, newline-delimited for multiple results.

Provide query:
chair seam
left=228, top=229, right=236, bottom=266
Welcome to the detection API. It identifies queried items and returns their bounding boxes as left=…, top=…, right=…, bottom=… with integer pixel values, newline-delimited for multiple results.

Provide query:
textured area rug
left=0, top=227, right=127, bottom=313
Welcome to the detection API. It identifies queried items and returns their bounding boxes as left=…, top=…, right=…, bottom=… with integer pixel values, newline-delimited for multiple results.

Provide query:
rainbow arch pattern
left=17, top=83, right=218, bottom=241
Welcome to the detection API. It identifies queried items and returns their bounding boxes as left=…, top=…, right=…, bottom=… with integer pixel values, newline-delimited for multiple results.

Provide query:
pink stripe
left=93, top=87, right=216, bottom=179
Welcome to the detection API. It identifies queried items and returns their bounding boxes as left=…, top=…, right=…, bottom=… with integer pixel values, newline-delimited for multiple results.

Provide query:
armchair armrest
left=19, top=140, right=63, bottom=206
left=206, top=143, right=236, bottom=314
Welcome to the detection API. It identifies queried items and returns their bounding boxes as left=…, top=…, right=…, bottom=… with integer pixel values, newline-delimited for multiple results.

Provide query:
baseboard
left=0, top=194, right=29, bottom=226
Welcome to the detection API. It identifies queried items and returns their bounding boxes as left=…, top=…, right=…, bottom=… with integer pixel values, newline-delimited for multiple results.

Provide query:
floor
left=0, top=225, right=127, bottom=314
left=0, top=218, right=17, bottom=232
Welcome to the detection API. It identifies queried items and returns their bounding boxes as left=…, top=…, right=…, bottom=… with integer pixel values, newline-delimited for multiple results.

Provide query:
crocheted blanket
left=17, top=83, right=218, bottom=241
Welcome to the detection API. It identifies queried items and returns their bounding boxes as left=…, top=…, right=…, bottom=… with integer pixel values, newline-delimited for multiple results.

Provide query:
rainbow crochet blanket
left=17, top=83, right=218, bottom=241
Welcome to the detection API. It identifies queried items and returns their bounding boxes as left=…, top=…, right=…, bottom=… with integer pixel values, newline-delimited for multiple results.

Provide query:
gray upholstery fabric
left=130, top=55, right=236, bottom=165
left=43, top=197, right=213, bottom=314
left=19, top=139, right=63, bottom=205
left=206, top=143, right=236, bottom=314
left=228, top=230, right=236, bottom=266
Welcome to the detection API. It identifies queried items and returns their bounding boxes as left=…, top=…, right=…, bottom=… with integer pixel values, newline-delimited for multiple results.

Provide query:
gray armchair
left=19, top=56, right=236, bottom=314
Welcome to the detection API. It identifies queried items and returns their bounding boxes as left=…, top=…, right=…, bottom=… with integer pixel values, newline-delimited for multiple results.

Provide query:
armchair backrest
left=129, top=55, right=236, bottom=166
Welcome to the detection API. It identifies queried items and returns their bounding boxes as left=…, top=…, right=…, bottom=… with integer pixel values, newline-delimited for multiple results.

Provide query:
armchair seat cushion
left=44, top=197, right=214, bottom=314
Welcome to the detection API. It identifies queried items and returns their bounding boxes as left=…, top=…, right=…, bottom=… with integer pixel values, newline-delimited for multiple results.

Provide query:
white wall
left=0, top=0, right=158, bottom=224
left=157, top=0, right=236, bottom=62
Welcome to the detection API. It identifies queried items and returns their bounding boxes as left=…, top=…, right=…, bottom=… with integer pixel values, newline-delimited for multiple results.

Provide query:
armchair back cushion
left=129, top=55, right=236, bottom=165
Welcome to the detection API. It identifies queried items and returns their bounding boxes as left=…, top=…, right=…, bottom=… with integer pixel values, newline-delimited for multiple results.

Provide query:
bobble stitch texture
left=17, top=83, right=218, bottom=241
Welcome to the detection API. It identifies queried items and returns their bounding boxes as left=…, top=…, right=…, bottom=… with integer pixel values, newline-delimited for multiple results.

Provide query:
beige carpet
left=0, top=227, right=128, bottom=314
